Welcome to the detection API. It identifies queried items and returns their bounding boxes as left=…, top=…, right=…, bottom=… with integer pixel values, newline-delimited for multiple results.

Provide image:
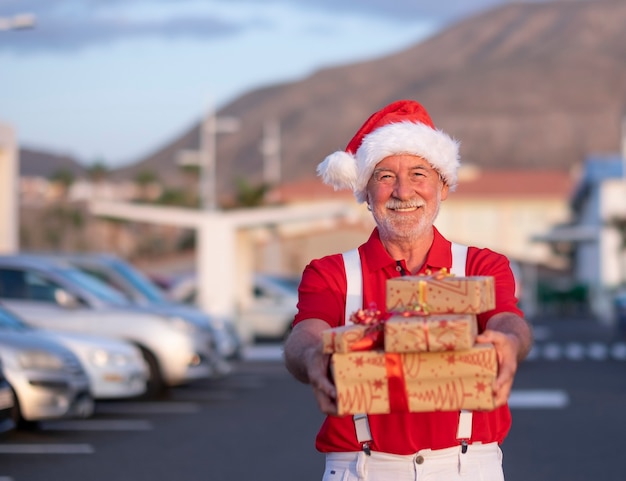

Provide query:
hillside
left=19, top=147, right=86, bottom=178
left=38, top=1, right=626, bottom=203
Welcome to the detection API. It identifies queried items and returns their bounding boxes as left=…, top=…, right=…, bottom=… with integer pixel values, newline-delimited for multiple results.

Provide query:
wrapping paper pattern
left=386, top=276, right=495, bottom=314
left=384, top=314, right=477, bottom=353
left=322, top=324, right=369, bottom=354
left=332, top=344, right=497, bottom=415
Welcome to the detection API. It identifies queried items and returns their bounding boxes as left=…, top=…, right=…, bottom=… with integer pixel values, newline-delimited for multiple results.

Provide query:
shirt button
left=415, top=455, right=424, bottom=465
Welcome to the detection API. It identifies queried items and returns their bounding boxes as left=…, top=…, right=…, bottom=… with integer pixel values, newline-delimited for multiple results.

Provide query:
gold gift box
left=332, top=344, right=497, bottom=415
left=322, top=324, right=369, bottom=354
left=384, top=314, right=477, bottom=353
left=386, top=276, right=495, bottom=314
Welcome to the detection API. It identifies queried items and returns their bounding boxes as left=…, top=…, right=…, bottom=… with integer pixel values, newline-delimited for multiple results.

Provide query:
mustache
left=385, top=199, right=425, bottom=210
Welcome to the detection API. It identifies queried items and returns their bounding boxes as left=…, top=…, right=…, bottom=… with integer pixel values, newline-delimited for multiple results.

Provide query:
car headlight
left=89, top=349, right=134, bottom=367
left=18, top=350, right=66, bottom=371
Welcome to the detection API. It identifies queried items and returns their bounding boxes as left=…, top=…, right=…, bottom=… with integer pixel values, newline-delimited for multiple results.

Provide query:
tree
left=232, top=177, right=270, bottom=208
left=48, top=168, right=75, bottom=200
left=87, top=160, right=109, bottom=183
left=133, top=169, right=160, bottom=201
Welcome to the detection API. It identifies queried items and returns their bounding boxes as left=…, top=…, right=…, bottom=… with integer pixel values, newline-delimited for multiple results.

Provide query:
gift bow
left=347, top=304, right=390, bottom=351
left=397, top=268, right=454, bottom=315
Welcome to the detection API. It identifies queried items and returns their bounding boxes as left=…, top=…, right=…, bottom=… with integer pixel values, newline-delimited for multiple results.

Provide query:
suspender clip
left=362, top=442, right=371, bottom=456
left=460, top=440, right=468, bottom=454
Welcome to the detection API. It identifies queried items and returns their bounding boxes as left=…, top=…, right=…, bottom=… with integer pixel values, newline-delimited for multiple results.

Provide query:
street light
left=177, top=102, right=240, bottom=210
left=0, top=13, right=36, bottom=31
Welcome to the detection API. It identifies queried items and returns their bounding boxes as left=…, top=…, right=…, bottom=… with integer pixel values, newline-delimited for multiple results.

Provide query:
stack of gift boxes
left=322, top=273, right=499, bottom=416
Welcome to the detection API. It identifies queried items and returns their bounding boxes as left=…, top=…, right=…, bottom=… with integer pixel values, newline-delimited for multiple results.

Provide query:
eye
left=375, top=171, right=395, bottom=183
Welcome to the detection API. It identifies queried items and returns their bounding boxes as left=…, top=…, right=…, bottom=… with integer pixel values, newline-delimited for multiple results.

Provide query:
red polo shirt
left=293, top=227, right=523, bottom=454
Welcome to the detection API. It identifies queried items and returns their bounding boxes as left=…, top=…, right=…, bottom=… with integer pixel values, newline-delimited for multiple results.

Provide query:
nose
left=392, top=175, right=415, bottom=200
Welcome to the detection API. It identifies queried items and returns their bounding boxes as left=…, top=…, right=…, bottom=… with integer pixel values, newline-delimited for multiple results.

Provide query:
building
left=535, top=155, right=626, bottom=323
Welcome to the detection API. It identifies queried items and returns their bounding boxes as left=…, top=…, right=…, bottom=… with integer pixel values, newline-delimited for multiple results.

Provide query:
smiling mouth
left=392, top=206, right=419, bottom=212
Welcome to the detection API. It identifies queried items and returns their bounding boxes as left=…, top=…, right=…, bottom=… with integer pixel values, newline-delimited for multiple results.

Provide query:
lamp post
left=177, top=102, right=239, bottom=210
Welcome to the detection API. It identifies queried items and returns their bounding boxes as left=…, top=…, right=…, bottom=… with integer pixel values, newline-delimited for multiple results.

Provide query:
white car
left=0, top=255, right=219, bottom=397
left=54, top=252, right=242, bottom=360
left=0, top=324, right=94, bottom=428
left=168, top=272, right=299, bottom=342
left=0, top=305, right=148, bottom=400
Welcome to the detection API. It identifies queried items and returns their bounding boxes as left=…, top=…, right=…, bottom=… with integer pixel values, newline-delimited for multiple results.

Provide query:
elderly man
left=284, top=99, right=533, bottom=481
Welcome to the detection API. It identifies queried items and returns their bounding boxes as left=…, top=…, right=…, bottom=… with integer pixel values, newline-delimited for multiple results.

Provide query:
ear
left=440, top=183, right=449, bottom=201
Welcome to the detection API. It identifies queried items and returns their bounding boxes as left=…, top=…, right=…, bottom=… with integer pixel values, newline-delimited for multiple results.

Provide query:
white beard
left=372, top=193, right=442, bottom=244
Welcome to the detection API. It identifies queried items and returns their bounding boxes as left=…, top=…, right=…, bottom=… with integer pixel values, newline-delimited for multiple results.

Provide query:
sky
left=0, top=0, right=527, bottom=168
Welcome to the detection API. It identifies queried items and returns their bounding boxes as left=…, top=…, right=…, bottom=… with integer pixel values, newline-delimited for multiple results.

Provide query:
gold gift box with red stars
left=331, top=344, right=497, bottom=415
left=386, top=275, right=495, bottom=314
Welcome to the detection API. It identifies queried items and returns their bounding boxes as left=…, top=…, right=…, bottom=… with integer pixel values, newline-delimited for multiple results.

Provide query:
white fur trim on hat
left=318, top=120, right=460, bottom=203
left=316, top=150, right=358, bottom=192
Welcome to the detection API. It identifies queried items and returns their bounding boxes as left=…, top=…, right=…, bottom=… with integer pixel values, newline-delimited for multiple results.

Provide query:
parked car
left=0, top=324, right=94, bottom=428
left=0, top=358, right=16, bottom=434
left=0, top=254, right=220, bottom=397
left=54, top=252, right=242, bottom=360
left=0, top=305, right=148, bottom=400
left=168, top=272, right=299, bottom=342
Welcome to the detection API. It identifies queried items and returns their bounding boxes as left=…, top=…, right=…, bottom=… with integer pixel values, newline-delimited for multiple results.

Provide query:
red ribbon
left=348, top=303, right=390, bottom=351
left=385, top=353, right=409, bottom=412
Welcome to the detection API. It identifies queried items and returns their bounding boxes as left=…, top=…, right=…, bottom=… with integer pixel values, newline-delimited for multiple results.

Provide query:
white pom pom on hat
left=316, top=99, right=460, bottom=203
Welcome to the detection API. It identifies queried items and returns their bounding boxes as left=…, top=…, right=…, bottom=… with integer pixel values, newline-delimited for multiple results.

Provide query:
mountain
left=19, top=147, right=86, bottom=178
left=73, top=1, right=626, bottom=202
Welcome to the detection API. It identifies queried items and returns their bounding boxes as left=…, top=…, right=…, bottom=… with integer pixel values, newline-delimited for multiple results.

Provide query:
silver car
left=0, top=305, right=148, bottom=400
left=169, top=272, right=299, bottom=342
left=0, top=326, right=94, bottom=428
left=0, top=254, right=219, bottom=397
left=54, top=252, right=241, bottom=360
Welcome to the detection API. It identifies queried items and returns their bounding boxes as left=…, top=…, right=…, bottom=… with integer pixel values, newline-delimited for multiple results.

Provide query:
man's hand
left=303, top=346, right=338, bottom=414
left=476, top=312, right=533, bottom=408
left=284, top=319, right=338, bottom=414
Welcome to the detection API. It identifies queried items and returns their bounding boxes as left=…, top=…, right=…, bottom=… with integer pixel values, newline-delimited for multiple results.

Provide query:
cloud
left=0, top=0, right=265, bottom=53
left=0, top=0, right=543, bottom=54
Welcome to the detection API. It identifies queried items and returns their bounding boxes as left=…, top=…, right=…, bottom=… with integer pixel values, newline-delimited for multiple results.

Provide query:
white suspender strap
left=342, top=249, right=371, bottom=453
left=343, top=248, right=362, bottom=326
left=450, top=242, right=473, bottom=452
left=342, top=243, right=473, bottom=454
left=450, top=242, right=468, bottom=277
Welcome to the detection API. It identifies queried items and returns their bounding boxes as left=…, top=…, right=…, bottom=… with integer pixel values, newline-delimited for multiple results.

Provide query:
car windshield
left=58, top=268, right=131, bottom=306
left=111, top=260, right=168, bottom=303
left=0, top=306, right=30, bottom=331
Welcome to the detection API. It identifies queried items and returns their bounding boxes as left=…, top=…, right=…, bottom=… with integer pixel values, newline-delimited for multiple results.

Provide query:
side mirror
left=54, top=288, right=80, bottom=309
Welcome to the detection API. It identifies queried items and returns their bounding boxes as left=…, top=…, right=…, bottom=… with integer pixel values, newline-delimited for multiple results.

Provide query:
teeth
left=394, top=207, right=417, bottom=212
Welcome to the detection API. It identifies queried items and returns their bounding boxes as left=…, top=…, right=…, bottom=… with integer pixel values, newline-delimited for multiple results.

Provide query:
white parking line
left=95, top=402, right=201, bottom=414
left=509, top=389, right=569, bottom=409
left=588, top=342, right=609, bottom=360
left=0, top=444, right=94, bottom=454
left=611, top=343, right=626, bottom=360
left=41, top=420, right=153, bottom=431
left=243, top=345, right=283, bottom=361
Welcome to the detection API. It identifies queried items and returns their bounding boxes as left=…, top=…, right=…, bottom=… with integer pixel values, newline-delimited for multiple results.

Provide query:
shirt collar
left=361, top=226, right=453, bottom=275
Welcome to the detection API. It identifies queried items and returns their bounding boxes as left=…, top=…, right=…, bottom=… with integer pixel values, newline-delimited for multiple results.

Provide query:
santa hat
left=317, top=99, right=460, bottom=203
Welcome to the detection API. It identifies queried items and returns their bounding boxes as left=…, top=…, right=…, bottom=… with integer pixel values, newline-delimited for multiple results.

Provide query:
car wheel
left=138, top=347, right=167, bottom=399
left=10, top=388, right=39, bottom=431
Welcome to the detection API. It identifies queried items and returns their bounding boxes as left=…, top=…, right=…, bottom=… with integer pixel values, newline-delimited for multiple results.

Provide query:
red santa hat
left=317, top=99, right=460, bottom=203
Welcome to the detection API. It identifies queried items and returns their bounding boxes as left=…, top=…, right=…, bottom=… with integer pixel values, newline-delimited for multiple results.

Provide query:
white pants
left=322, top=443, right=504, bottom=481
